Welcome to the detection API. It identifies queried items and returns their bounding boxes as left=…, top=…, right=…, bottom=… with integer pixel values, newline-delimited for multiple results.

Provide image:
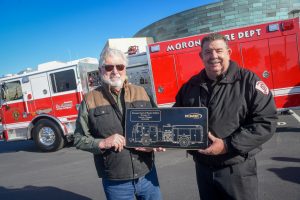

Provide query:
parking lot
left=0, top=110, right=299, bottom=200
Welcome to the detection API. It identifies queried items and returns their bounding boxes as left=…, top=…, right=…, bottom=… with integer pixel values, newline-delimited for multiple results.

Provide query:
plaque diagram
left=128, top=123, right=204, bottom=148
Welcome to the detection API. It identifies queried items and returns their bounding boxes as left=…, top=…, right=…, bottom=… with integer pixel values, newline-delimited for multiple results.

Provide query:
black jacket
left=74, top=81, right=154, bottom=180
left=174, top=61, right=277, bottom=167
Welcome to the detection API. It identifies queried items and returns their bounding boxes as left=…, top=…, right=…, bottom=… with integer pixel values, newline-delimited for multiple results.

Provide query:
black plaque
left=125, top=107, right=208, bottom=149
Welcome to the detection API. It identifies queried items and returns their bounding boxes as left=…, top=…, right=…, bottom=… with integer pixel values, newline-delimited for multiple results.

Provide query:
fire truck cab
left=0, top=58, right=99, bottom=151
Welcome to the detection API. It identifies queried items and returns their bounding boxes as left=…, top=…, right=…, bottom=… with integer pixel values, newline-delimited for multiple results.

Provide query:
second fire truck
left=0, top=58, right=99, bottom=151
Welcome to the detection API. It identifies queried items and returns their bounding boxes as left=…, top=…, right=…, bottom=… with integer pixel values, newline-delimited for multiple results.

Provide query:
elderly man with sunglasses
left=73, top=48, right=163, bottom=200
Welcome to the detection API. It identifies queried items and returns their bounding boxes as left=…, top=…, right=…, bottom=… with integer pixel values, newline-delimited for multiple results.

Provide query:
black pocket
left=131, top=101, right=149, bottom=108
left=94, top=106, right=111, bottom=116
left=92, top=106, right=114, bottom=134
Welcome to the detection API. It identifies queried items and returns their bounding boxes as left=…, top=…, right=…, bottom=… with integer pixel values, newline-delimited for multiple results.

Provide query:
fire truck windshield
left=1, top=81, right=23, bottom=101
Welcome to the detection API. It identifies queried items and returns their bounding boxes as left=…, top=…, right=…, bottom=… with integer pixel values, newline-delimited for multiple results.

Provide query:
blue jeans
left=102, top=167, right=162, bottom=200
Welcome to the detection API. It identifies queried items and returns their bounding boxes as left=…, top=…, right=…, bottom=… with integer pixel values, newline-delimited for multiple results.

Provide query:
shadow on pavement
left=268, top=167, right=300, bottom=184
left=0, top=140, right=75, bottom=154
left=268, top=157, right=300, bottom=184
left=0, top=140, right=38, bottom=153
left=0, top=186, right=92, bottom=200
left=276, top=127, right=300, bottom=133
left=272, top=157, right=300, bottom=163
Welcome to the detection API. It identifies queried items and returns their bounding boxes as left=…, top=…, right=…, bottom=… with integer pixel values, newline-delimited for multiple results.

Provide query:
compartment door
left=29, top=74, right=53, bottom=115
left=151, top=55, right=179, bottom=106
left=269, top=34, right=300, bottom=108
left=240, top=39, right=274, bottom=89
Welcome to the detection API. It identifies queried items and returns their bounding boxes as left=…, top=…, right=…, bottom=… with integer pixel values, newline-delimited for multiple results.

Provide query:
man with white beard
left=74, top=48, right=163, bottom=200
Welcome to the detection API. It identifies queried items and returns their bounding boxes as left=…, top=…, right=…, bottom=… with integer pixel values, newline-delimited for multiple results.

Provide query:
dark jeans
left=195, top=157, right=258, bottom=200
left=102, top=167, right=162, bottom=200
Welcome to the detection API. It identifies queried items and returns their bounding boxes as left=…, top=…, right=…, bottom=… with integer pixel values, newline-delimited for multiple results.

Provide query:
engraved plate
left=125, top=107, right=208, bottom=149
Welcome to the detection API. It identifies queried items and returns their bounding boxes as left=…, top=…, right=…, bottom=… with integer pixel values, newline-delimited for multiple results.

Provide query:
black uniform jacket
left=74, top=81, right=154, bottom=180
left=174, top=61, right=277, bottom=167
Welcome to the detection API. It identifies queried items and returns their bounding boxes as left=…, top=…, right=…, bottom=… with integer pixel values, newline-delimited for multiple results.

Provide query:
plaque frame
left=125, top=107, right=208, bottom=149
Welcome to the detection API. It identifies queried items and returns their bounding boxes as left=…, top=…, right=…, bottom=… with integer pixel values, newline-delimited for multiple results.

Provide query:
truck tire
left=32, top=119, right=65, bottom=152
left=179, top=136, right=190, bottom=147
left=141, top=135, right=151, bottom=145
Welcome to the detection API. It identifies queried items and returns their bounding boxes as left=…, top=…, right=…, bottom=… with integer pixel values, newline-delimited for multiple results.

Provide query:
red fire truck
left=0, top=58, right=99, bottom=151
left=146, top=17, right=300, bottom=109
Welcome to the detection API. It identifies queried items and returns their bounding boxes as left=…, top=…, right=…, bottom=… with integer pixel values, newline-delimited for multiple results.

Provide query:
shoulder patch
left=255, top=81, right=269, bottom=95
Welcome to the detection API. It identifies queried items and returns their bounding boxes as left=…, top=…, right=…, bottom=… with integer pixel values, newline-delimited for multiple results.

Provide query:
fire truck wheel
left=179, top=136, right=190, bottom=147
left=33, top=119, right=65, bottom=152
left=141, top=136, right=151, bottom=146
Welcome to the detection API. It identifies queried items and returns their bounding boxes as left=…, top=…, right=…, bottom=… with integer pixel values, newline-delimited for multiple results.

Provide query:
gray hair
left=99, top=48, right=128, bottom=68
left=201, top=33, right=229, bottom=49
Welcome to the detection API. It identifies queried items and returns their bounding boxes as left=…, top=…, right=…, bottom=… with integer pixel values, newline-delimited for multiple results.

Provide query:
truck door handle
left=262, top=70, right=270, bottom=78
left=158, top=86, right=164, bottom=93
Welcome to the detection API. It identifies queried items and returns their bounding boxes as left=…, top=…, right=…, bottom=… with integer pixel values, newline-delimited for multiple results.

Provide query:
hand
left=153, top=147, right=166, bottom=152
left=99, top=134, right=126, bottom=152
left=198, top=132, right=227, bottom=155
left=134, top=147, right=153, bottom=152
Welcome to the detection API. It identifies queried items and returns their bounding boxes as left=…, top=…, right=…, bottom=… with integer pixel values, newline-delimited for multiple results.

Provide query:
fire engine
left=0, top=58, right=99, bottom=151
left=145, top=17, right=300, bottom=109
left=125, top=17, right=300, bottom=110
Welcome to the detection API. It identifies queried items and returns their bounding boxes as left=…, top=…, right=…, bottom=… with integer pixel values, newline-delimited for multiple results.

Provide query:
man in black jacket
left=174, top=33, right=277, bottom=200
left=74, top=48, right=163, bottom=200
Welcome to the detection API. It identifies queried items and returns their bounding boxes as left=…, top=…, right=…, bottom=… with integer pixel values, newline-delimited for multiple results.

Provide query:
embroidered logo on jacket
left=255, top=81, right=269, bottom=95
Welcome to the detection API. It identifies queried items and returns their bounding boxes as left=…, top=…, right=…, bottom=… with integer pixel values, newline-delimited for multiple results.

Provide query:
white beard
left=102, top=76, right=124, bottom=88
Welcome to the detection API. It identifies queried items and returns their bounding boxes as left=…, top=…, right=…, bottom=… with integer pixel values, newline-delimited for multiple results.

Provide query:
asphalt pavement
left=0, top=110, right=299, bottom=200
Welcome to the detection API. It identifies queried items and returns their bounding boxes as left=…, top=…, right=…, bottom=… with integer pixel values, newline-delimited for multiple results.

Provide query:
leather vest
left=85, top=82, right=154, bottom=180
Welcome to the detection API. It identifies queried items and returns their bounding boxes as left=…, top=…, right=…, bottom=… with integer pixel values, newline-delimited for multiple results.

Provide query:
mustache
left=110, top=75, right=121, bottom=78
left=208, top=59, right=221, bottom=64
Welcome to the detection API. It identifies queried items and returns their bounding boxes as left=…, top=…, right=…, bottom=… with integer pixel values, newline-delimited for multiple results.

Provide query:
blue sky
left=0, top=0, right=217, bottom=76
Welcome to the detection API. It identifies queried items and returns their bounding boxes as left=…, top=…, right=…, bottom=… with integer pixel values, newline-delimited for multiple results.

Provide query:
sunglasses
left=103, top=64, right=125, bottom=72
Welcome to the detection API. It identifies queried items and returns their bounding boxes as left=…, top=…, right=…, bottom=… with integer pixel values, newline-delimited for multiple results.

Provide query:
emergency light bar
left=268, top=20, right=294, bottom=32
left=268, top=23, right=279, bottom=32
left=281, top=20, right=294, bottom=31
left=150, top=45, right=160, bottom=53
